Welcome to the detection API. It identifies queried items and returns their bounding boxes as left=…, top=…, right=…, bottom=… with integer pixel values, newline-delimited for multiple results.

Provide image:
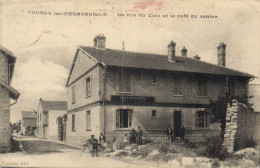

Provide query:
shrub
left=205, top=136, right=229, bottom=160
left=234, top=137, right=257, bottom=151
left=159, top=143, right=170, bottom=153
left=243, top=137, right=257, bottom=148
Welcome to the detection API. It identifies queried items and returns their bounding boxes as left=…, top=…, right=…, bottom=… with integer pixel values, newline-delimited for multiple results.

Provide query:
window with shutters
left=118, top=71, right=131, bottom=93
left=86, top=111, right=91, bottom=130
left=196, top=111, right=208, bottom=128
left=86, top=76, right=91, bottom=97
left=197, top=78, right=208, bottom=96
left=172, top=76, right=183, bottom=95
left=116, top=109, right=133, bottom=128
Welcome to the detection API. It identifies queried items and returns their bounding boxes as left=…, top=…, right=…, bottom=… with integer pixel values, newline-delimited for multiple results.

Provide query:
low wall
left=106, top=129, right=221, bottom=143
left=185, top=130, right=221, bottom=142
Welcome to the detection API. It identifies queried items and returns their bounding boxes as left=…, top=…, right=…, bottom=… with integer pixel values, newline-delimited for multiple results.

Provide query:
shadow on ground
left=18, top=139, right=78, bottom=154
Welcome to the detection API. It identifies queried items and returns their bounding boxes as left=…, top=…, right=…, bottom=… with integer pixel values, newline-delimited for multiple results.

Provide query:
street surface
left=0, top=136, right=155, bottom=168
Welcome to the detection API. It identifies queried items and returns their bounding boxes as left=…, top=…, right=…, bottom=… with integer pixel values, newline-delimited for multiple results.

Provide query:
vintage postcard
left=0, top=0, right=259, bottom=167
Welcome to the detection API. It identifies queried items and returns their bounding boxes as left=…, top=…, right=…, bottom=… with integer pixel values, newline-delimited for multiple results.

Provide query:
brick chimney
left=181, top=46, right=187, bottom=57
left=217, top=42, right=226, bottom=67
left=93, top=34, right=106, bottom=49
left=168, top=41, right=176, bottom=62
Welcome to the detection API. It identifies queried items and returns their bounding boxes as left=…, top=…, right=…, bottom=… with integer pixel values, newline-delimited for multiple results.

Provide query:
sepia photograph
left=0, top=0, right=259, bottom=167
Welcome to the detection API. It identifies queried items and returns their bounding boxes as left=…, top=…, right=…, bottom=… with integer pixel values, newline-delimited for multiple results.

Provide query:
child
left=123, top=134, right=128, bottom=143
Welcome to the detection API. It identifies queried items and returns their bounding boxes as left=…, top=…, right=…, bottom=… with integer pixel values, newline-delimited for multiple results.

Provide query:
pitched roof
left=21, top=111, right=37, bottom=119
left=78, top=46, right=254, bottom=78
left=0, top=79, right=20, bottom=100
left=40, top=101, right=68, bottom=112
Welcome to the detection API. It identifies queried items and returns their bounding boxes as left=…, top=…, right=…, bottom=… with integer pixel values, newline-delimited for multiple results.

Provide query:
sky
left=0, top=0, right=259, bottom=122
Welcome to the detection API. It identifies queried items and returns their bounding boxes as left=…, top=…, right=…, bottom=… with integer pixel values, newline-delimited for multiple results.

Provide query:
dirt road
left=0, top=136, right=155, bottom=168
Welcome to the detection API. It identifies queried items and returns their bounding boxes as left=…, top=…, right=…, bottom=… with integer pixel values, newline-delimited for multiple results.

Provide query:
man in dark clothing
left=88, top=135, right=99, bottom=157
left=136, top=126, right=143, bottom=145
left=130, top=128, right=136, bottom=143
left=180, top=124, right=186, bottom=143
left=166, top=125, right=173, bottom=142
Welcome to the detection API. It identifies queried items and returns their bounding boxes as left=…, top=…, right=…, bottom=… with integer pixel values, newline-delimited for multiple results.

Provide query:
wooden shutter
left=116, top=110, right=120, bottom=128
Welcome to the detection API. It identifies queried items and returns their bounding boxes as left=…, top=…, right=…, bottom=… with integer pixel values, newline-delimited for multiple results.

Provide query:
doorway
left=174, top=111, right=182, bottom=137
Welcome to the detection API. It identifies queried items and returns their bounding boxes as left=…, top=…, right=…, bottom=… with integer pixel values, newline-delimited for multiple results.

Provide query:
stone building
left=65, top=35, right=254, bottom=146
left=36, top=98, right=67, bottom=141
left=248, top=84, right=260, bottom=144
left=21, top=111, right=37, bottom=136
left=0, top=45, right=20, bottom=152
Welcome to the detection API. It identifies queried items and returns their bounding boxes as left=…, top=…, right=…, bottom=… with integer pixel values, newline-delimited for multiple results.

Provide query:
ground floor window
left=196, top=111, right=208, bottom=128
left=72, top=114, right=75, bottom=131
left=116, top=109, right=133, bottom=128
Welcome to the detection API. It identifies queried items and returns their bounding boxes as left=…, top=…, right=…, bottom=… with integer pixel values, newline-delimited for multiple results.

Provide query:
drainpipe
left=101, top=62, right=107, bottom=136
left=10, top=98, right=18, bottom=107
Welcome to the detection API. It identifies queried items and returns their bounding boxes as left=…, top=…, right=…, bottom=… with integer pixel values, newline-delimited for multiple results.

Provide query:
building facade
left=65, top=35, right=253, bottom=146
left=0, top=45, right=20, bottom=152
left=21, top=111, right=37, bottom=136
left=36, top=99, right=67, bottom=141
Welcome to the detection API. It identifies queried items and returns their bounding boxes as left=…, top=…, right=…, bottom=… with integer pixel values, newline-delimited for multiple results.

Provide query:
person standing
left=180, top=124, right=186, bottom=143
left=130, top=128, right=136, bottom=143
left=88, top=135, right=99, bottom=157
left=166, top=125, right=173, bottom=142
left=136, top=126, right=143, bottom=145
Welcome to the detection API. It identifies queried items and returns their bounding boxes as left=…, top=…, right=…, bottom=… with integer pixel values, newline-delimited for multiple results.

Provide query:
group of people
left=166, top=124, right=186, bottom=143
left=127, top=126, right=143, bottom=144
left=86, top=124, right=185, bottom=157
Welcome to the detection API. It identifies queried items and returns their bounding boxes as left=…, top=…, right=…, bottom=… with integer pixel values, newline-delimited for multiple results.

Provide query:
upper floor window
left=118, top=72, right=131, bottom=93
left=72, top=114, right=76, bottom=131
left=116, top=109, right=133, bottom=128
left=196, top=111, right=208, bottom=128
left=72, top=85, right=76, bottom=104
left=86, top=77, right=91, bottom=97
left=172, top=76, right=183, bottom=95
left=86, top=111, right=91, bottom=130
left=151, top=75, right=156, bottom=84
left=197, top=78, right=208, bottom=96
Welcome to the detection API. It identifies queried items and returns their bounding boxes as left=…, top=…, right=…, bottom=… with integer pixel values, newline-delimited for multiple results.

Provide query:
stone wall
left=0, top=51, right=11, bottom=152
left=235, top=103, right=256, bottom=150
left=185, top=130, right=221, bottom=142
left=106, top=129, right=168, bottom=143
left=223, top=99, right=257, bottom=153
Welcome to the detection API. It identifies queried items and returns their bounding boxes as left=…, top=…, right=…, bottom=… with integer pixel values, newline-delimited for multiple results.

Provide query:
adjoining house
left=65, top=34, right=254, bottom=146
left=0, top=45, right=20, bottom=152
left=21, top=111, right=37, bottom=136
left=36, top=98, right=67, bottom=141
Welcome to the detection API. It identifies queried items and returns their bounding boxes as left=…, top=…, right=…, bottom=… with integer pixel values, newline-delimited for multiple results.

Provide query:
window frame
left=116, top=109, right=133, bottom=129
left=151, top=74, right=157, bottom=84
left=151, top=110, right=157, bottom=118
left=85, top=76, right=92, bottom=98
left=86, top=110, right=91, bottom=131
left=117, top=71, right=132, bottom=93
left=197, top=77, right=208, bottom=97
left=72, top=114, right=76, bottom=132
left=172, top=76, right=183, bottom=96
left=196, top=111, right=209, bottom=128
